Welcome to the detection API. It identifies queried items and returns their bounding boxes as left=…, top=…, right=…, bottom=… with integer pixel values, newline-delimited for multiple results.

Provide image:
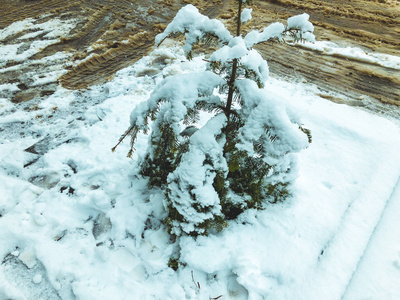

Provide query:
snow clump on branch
left=155, top=5, right=232, bottom=53
left=241, top=8, right=253, bottom=23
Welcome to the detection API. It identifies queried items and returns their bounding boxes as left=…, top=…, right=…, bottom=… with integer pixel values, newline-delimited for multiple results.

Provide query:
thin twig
left=111, top=125, right=136, bottom=152
left=191, top=271, right=201, bottom=289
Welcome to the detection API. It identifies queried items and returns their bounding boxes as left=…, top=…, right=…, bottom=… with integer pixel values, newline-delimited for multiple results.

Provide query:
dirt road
left=0, top=0, right=399, bottom=110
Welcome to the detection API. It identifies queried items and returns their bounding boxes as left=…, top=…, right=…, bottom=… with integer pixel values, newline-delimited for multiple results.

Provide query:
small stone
left=33, top=274, right=43, bottom=284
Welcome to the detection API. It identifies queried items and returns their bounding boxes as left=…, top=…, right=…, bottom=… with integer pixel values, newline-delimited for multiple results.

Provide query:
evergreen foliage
left=114, top=0, right=315, bottom=237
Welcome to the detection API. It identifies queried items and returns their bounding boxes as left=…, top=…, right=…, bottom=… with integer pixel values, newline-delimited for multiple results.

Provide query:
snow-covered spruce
left=115, top=2, right=314, bottom=237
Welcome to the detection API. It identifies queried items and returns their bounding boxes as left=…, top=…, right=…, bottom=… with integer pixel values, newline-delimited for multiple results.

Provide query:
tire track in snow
left=315, top=157, right=400, bottom=299
left=341, top=174, right=400, bottom=299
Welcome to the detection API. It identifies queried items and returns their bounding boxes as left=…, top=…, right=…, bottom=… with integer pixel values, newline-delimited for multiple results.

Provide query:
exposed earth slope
left=0, top=0, right=399, bottom=109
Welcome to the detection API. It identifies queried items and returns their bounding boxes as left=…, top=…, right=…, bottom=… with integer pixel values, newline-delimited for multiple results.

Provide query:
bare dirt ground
left=250, top=0, right=400, bottom=109
left=0, top=0, right=399, bottom=112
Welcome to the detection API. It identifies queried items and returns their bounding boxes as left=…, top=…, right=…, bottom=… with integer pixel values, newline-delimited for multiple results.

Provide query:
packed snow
left=0, top=17, right=76, bottom=66
left=300, top=41, right=400, bottom=70
left=1, top=10, right=400, bottom=300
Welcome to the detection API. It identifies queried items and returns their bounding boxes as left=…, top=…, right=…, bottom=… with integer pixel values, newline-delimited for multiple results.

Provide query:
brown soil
left=0, top=0, right=399, bottom=110
left=249, top=0, right=400, bottom=107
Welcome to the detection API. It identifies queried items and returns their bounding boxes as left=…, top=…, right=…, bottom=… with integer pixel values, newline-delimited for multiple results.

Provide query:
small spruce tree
left=114, top=1, right=314, bottom=237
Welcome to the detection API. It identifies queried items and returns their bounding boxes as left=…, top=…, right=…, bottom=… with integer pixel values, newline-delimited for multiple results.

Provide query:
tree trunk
left=225, top=0, right=242, bottom=121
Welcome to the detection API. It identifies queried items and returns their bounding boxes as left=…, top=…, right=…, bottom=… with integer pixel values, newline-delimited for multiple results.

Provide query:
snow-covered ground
left=1, top=20, right=400, bottom=300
